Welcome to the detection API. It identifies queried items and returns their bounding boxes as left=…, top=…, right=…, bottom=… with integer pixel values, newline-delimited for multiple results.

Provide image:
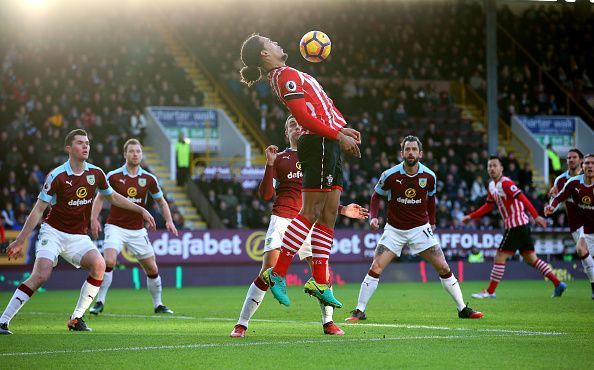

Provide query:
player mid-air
left=90, top=139, right=177, bottom=316
left=0, top=130, right=156, bottom=334
left=463, top=155, right=566, bottom=298
left=346, top=136, right=483, bottom=322
left=231, top=116, right=368, bottom=338
left=546, top=153, right=594, bottom=299
left=239, top=33, right=361, bottom=308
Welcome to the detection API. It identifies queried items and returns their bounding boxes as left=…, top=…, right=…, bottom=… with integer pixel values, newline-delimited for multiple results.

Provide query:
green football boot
left=262, top=268, right=290, bottom=306
left=303, top=278, right=342, bottom=308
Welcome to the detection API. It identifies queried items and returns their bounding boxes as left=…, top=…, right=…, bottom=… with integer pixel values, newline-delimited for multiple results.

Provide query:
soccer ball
left=299, top=31, right=331, bottom=63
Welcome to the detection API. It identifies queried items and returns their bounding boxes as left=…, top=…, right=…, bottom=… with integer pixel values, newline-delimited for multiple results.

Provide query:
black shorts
left=498, top=225, right=535, bottom=254
left=297, top=134, right=344, bottom=192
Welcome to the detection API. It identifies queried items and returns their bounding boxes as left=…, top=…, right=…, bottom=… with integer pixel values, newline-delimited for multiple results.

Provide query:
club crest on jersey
left=41, top=239, right=48, bottom=246
left=419, top=178, right=427, bottom=188
left=583, top=196, right=592, bottom=205
left=326, top=174, right=333, bottom=186
left=138, top=178, right=146, bottom=187
left=286, top=81, right=297, bottom=92
left=86, top=175, right=95, bottom=185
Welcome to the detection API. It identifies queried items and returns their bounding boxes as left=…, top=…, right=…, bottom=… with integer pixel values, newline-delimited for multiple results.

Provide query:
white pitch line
left=202, top=317, right=566, bottom=336
left=0, top=333, right=534, bottom=357
left=22, top=312, right=566, bottom=335
left=26, top=312, right=196, bottom=320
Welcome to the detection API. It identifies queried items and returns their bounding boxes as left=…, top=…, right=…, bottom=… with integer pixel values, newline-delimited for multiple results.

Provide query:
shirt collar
left=122, top=164, right=144, bottom=177
left=64, top=160, right=89, bottom=176
left=398, top=162, right=424, bottom=175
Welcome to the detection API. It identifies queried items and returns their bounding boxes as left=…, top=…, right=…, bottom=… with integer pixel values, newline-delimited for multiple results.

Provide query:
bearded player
left=346, top=136, right=483, bottom=322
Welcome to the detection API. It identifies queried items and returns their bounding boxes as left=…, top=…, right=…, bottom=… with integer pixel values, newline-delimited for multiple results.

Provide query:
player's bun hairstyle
left=400, top=135, right=423, bottom=152
left=488, top=154, right=503, bottom=165
left=240, top=33, right=265, bottom=87
left=123, top=138, right=142, bottom=153
left=568, top=148, right=584, bottom=159
left=64, top=129, right=88, bottom=147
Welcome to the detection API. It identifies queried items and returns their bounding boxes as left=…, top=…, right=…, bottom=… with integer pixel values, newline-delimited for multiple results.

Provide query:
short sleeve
left=428, top=175, right=437, bottom=197
left=374, top=171, right=391, bottom=197
left=277, top=68, right=304, bottom=101
left=148, top=176, right=163, bottom=199
left=502, top=180, right=522, bottom=198
left=96, top=169, right=114, bottom=196
left=38, top=170, right=58, bottom=203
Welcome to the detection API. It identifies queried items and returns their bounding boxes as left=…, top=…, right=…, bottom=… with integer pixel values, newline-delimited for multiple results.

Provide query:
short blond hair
left=123, top=138, right=142, bottom=153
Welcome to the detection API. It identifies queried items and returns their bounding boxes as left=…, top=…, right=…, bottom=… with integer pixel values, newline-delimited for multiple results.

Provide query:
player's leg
left=231, top=249, right=280, bottom=337
left=346, top=243, right=397, bottom=322
left=303, top=189, right=343, bottom=307
left=137, top=256, right=172, bottom=314
left=521, top=251, right=566, bottom=297
left=265, top=192, right=327, bottom=306
left=472, top=250, right=510, bottom=298
left=91, top=247, right=118, bottom=314
left=69, top=248, right=105, bottom=331
left=418, top=244, right=483, bottom=318
left=575, top=232, right=594, bottom=298
left=0, top=257, right=54, bottom=334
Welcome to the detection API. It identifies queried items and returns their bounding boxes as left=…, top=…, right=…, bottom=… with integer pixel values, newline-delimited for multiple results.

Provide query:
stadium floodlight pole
left=485, top=0, right=498, bottom=154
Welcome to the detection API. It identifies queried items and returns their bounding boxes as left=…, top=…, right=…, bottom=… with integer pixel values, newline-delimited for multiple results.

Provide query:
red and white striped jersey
left=267, top=66, right=346, bottom=133
left=486, top=176, right=530, bottom=229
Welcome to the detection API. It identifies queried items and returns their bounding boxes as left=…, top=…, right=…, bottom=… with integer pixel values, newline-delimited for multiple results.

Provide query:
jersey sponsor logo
left=510, top=185, right=519, bottom=192
left=296, top=161, right=302, bottom=170
left=582, top=196, right=592, bottom=205
left=285, top=81, right=297, bottom=92
left=419, top=178, right=427, bottom=188
left=395, top=179, right=403, bottom=184
left=76, top=187, right=88, bottom=199
left=127, top=187, right=138, bottom=197
left=245, top=231, right=266, bottom=262
left=65, top=180, right=73, bottom=186
left=405, top=188, right=416, bottom=198
left=68, top=198, right=93, bottom=207
left=86, top=175, right=95, bottom=185
left=127, top=197, right=142, bottom=203
left=118, top=178, right=126, bottom=184
left=287, top=171, right=303, bottom=179
left=396, top=197, right=422, bottom=205
left=138, top=178, right=146, bottom=187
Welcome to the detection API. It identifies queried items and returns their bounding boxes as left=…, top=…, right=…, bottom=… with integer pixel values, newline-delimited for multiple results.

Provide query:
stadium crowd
left=0, top=17, right=199, bottom=230
left=1, top=2, right=586, bottom=235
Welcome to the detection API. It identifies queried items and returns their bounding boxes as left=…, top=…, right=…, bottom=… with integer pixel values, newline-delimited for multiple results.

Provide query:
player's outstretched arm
left=105, top=192, right=156, bottom=231
left=156, top=197, right=178, bottom=236
left=545, top=181, right=573, bottom=216
left=5, top=199, right=49, bottom=259
left=339, top=203, right=369, bottom=220
left=258, top=145, right=277, bottom=201
left=461, top=202, right=495, bottom=224
left=90, top=193, right=105, bottom=240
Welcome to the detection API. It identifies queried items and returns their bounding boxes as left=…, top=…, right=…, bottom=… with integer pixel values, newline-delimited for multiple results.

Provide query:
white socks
left=237, top=282, right=267, bottom=328
left=440, top=274, right=466, bottom=311
left=0, top=285, right=33, bottom=325
left=356, top=274, right=380, bottom=312
left=147, top=275, right=163, bottom=308
left=95, top=270, right=113, bottom=304
left=71, top=279, right=101, bottom=320
left=581, top=254, right=594, bottom=283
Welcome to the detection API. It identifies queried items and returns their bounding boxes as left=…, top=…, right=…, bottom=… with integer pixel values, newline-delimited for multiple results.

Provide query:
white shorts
left=103, top=224, right=155, bottom=260
left=36, top=223, right=98, bottom=268
left=571, top=227, right=584, bottom=244
left=264, top=215, right=312, bottom=261
left=582, top=232, right=594, bottom=256
left=378, top=223, right=439, bottom=257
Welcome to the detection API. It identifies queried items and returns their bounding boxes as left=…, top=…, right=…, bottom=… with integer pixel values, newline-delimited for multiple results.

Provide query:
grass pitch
left=1, top=280, right=593, bottom=369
